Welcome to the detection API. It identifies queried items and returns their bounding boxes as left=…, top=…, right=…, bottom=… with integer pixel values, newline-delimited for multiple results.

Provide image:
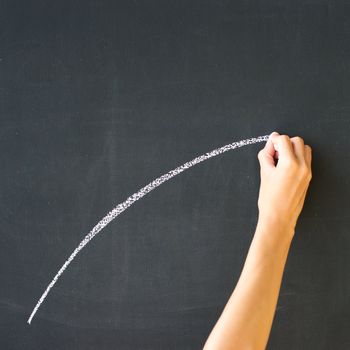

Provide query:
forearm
left=203, top=218, right=293, bottom=350
left=203, top=132, right=312, bottom=349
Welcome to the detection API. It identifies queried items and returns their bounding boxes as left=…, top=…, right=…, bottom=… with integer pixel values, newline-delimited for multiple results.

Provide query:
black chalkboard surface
left=1, top=1, right=349, bottom=349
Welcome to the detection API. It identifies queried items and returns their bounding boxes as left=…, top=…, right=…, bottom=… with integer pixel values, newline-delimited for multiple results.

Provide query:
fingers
left=305, top=145, right=312, bottom=170
left=269, top=132, right=296, bottom=166
left=290, top=136, right=305, bottom=162
left=258, top=132, right=312, bottom=172
left=290, top=137, right=312, bottom=175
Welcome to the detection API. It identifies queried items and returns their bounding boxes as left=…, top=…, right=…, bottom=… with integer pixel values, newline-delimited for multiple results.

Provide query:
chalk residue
left=27, top=134, right=269, bottom=324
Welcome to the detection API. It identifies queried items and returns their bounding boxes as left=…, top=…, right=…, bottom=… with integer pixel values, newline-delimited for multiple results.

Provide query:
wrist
left=256, top=212, right=295, bottom=246
left=258, top=209, right=296, bottom=232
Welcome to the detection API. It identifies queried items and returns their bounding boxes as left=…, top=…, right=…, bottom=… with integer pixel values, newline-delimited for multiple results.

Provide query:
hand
left=257, top=132, right=312, bottom=238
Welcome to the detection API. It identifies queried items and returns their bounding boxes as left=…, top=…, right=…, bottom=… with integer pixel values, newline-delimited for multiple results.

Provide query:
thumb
left=257, top=132, right=279, bottom=170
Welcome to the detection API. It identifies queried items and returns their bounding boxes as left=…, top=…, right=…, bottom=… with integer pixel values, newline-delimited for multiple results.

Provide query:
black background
left=1, top=1, right=349, bottom=349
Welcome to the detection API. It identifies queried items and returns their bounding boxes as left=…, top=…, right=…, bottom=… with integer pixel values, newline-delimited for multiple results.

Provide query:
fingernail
left=269, top=131, right=279, bottom=139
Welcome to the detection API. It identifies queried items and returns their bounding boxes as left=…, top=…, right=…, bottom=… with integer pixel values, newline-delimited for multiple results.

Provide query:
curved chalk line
left=27, top=134, right=269, bottom=324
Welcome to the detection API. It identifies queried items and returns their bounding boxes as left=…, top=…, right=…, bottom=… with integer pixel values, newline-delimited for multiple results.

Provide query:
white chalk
left=27, top=134, right=269, bottom=324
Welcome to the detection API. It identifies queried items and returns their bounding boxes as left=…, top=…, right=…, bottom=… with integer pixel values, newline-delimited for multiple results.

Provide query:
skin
left=203, top=131, right=312, bottom=350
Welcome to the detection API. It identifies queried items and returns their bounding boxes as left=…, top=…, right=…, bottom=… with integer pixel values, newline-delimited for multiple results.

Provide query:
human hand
left=257, top=132, right=312, bottom=238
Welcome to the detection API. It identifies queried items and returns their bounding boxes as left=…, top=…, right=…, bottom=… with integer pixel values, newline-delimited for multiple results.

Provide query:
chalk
left=27, top=134, right=269, bottom=324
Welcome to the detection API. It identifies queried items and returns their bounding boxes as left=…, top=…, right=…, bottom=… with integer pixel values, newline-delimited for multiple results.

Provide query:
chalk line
left=27, top=134, right=269, bottom=324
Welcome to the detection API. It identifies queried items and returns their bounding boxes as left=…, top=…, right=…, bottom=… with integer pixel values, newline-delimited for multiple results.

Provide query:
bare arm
left=203, top=132, right=312, bottom=350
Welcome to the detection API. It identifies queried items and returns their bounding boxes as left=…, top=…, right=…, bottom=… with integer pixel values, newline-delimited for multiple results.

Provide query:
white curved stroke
left=27, top=134, right=269, bottom=324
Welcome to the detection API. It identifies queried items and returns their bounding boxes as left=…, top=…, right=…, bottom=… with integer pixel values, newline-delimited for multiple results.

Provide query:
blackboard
left=1, top=1, right=349, bottom=349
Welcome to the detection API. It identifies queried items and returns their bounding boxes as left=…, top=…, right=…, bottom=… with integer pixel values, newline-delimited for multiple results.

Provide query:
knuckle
left=294, top=136, right=304, bottom=144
